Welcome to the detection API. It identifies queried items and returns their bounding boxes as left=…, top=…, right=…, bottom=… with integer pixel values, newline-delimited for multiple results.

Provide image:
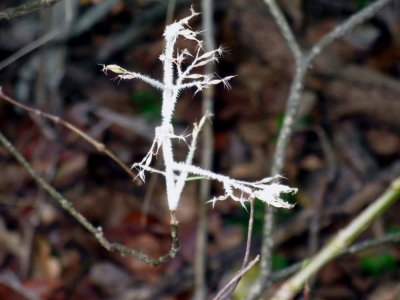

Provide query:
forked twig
left=214, top=255, right=260, bottom=300
left=248, top=0, right=396, bottom=298
left=213, top=198, right=255, bottom=300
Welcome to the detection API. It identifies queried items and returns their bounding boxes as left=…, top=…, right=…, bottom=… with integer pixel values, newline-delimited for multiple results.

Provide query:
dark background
left=0, top=0, right=399, bottom=299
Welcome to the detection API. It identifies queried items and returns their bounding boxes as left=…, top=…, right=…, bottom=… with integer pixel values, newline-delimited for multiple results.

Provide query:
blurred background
left=0, top=0, right=400, bottom=299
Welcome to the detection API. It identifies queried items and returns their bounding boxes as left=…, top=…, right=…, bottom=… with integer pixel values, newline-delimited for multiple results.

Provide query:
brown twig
left=134, top=230, right=400, bottom=299
left=213, top=255, right=260, bottom=300
left=0, top=88, right=135, bottom=180
left=0, top=0, right=63, bottom=21
left=214, top=198, right=255, bottom=300
left=0, top=130, right=179, bottom=267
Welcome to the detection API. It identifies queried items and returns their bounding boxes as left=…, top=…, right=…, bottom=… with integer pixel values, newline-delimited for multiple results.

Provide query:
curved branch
left=0, top=130, right=179, bottom=267
left=248, top=0, right=396, bottom=298
left=306, top=0, right=394, bottom=66
left=263, top=0, right=303, bottom=65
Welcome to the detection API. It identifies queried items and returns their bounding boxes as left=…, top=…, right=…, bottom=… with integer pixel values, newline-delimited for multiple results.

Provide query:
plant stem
left=194, top=0, right=216, bottom=298
left=247, top=0, right=395, bottom=298
left=272, top=177, right=400, bottom=300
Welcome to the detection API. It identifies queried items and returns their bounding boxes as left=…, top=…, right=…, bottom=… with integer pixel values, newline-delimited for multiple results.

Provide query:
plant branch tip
left=102, top=9, right=297, bottom=211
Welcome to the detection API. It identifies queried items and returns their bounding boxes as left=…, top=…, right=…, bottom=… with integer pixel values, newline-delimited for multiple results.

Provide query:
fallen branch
left=0, top=130, right=179, bottom=267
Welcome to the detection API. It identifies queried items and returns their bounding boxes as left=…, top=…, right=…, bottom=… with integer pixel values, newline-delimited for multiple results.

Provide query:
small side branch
left=101, top=65, right=165, bottom=91
left=0, top=0, right=63, bottom=21
left=213, top=198, right=256, bottom=300
left=0, top=130, right=179, bottom=267
left=213, top=255, right=260, bottom=300
left=0, top=88, right=135, bottom=180
left=263, top=0, right=302, bottom=65
left=306, top=0, right=394, bottom=65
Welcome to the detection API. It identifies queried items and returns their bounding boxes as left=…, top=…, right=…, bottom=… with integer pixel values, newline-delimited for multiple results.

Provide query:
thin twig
left=194, top=0, right=216, bottom=299
left=0, top=130, right=179, bottom=267
left=306, top=126, right=336, bottom=289
left=243, top=199, right=255, bottom=269
left=0, top=29, right=63, bottom=72
left=0, top=88, right=135, bottom=180
left=213, top=255, right=260, bottom=300
left=263, top=0, right=302, bottom=65
left=305, top=0, right=394, bottom=66
left=247, top=0, right=395, bottom=299
left=0, top=0, right=72, bottom=72
left=214, top=198, right=255, bottom=300
left=271, top=232, right=400, bottom=282
left=272, top=178, right=400, bottom=300
left=0, top=0, right=63, bottom=21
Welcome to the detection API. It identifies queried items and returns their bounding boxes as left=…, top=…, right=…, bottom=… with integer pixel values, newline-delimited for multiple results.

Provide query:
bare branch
left=272, top=178, right=400, bottom=300
left=248, top=0, right=396, bottom=298
left=306, top=0, right=394, bottom=66
left=0, top=29, right=62, bottom=72
left=0, top=130, right=179, bottom=267
left=263, top=0, right=302, bottom=65
left=213, top=198, right=255, bottom=300
left=271, top=232, right=400, bottom=282
left=194, top=5, right=215, bottom=295
left=0, top=88, right=136, bottom=180
left=0, top=0, right=63, bottom=21
left=214, top=255, right=260, bottom=300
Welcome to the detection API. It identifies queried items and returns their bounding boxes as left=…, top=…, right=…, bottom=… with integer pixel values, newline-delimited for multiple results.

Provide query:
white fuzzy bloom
left=253, top=183, right=297, bottom=208
left=102, top=9, right=297, bottom=212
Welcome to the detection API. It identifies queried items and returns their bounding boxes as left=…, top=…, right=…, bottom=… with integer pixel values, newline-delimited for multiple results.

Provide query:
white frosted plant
left=102, top=8, right=297, bottom=213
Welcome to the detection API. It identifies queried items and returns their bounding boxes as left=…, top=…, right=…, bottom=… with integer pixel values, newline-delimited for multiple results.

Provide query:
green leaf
left=355, top=0, right=370, bottom=9
left=272, top=253, right=289, bottom=271
left=360, top=252, right=398, bottom=278
left=386, top=226, right=400, bottom=234
left=129, top=90, right=161, bottom=120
